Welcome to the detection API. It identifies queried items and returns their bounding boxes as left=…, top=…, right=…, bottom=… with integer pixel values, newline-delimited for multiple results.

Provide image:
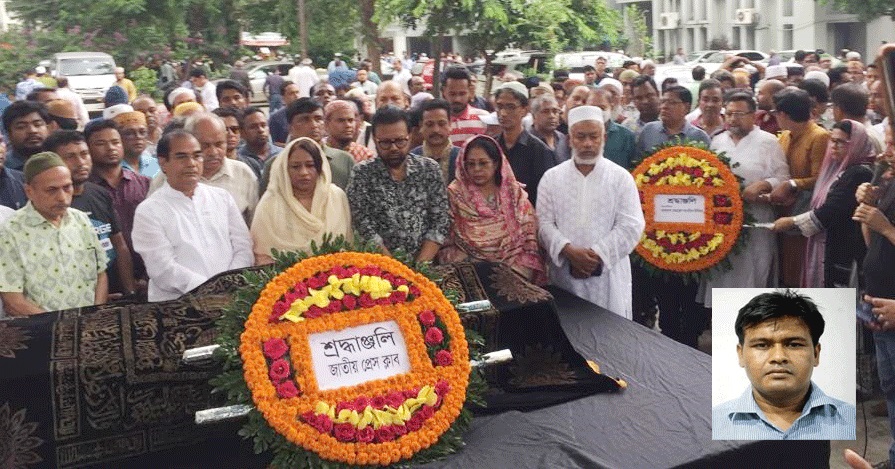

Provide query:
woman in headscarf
left=773, top=119, right=875, bottom=287
left=438, top=135, right=547, bottom=284
left=250, top=137, right=352, bottom=265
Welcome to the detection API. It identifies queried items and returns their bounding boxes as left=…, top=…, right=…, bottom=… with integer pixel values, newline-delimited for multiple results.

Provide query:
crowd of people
left=1, top=44, right=895, bottom=461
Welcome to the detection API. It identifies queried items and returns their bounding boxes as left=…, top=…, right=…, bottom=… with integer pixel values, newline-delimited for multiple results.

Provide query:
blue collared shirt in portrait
left=712, top=382, right=855, bottom=440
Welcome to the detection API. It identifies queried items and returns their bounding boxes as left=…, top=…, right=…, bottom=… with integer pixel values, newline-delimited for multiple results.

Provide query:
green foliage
left=622, top=5, right=652, bottom=58
left=817, top=0, right=895, bottom=21
left=210, top=234, right=486, bottom=468
left=129, top=66, right=160, bottom=98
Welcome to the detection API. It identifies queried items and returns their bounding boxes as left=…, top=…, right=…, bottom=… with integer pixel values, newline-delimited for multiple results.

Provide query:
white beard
left=572, top=147, right=604, bottom=165
left=610, top=106, right=622, bottom=122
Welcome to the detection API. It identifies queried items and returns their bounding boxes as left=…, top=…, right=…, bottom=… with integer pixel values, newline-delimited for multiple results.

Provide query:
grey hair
left=530, top=94, right=559, bottom=114
left=183, top=112, right=226, bottom=135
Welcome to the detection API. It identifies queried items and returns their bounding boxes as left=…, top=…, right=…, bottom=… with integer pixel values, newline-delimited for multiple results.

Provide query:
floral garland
left=631, top=142, right=744, bottom=275
left=213, top=238, right=483, bottom=468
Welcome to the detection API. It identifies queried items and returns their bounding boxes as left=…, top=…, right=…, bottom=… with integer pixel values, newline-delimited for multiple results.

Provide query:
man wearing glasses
left=346, top=105, right=449, bottom=263
left=700, top=93, right=790, bottom=320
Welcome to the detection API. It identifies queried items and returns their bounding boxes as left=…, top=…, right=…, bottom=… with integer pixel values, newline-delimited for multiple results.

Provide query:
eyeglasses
left=830, top=138, right=850, bottom=147
left=375, top=137, right=410, bottom=148
left=724, top=111, right=754, bottom=119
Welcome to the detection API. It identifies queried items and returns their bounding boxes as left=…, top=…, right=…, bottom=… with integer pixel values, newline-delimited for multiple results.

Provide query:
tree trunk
left=297, top=0, right=308, bottom=59
left=432, top=32, right=444, bottom=97
left=360, top=0, right=381, bottom=74
left=483, top=51, right=494, bottom=97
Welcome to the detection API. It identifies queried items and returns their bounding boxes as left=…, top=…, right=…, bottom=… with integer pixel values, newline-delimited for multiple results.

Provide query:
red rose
left=293, top=282, right=308, bottom=297
left=308, top=274, right=327, bottom=289
left=392, top=424, right=408, bottom=437
left=359, top=293, right=376, bottom=308
left=418, top=310, right=436, bottom=327
left=268, top=358, right=291, bottom=381
left=342, top=294, right=357, bottom=310
left=327, top=299, right=343, bottom=313
left=385, top=391, right=405, bottom=409
left=276, top=380, right=299, bottom=399
left=283, top=290, right=300, bottom=303
left=371, top=396, right=386, bottom=409
left=382, top=273, right=395, bottom=283
left=425, top=327, right=444, bottom=346
left=403, top=388, right=419, bottom=399
left=355, top=426, right=375, bottom=442
left=345, top=265, right=360, bottom=276
left=417, top=405, right=435, bottom=420
left=273, top=300, right=290, bottom=315
left=305, top=305, right=325, bottom=319
left=374, top=425, right=395, bottom=442
left=409, top=286, right=421, bottom=297
left=360, top=266, right=381, bottom=276
left=376, top=297, right=392, bottom=306
left=300, top=411, right=315, bottom=423
left=405, top=414, right=424, bottom=432
left=333, top=422, right=356, bottom=442
left=353, top=396, right=371, bottom=412
left=336, top=401, right=354, bottom=414
left=268, top=311, right=283, bottom=323
left=331, top=265, right=348, bottom=277
left=435, top=380, right=450, bottom=396
left=434, top=349, right=453, bottom=367
left=263, top=338, right=288, bottom=360
left=389, top=290, right=407, bottom=304
left=393, top=277, right=408, bottom=286
left=311, top=414, right=333, bottom=434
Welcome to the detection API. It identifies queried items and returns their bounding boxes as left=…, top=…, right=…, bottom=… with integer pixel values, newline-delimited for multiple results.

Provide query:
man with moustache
left=132, top=96, right=162, bottom=148
left=324, top=100, right=374, bottom=162
left=346, top=105, right=449, bottom=262
left=0, top=152, right=108, bottom=315
left=538, top=105, right=644, bottom=318
left=45, top=130, right=138, bottom=298
left=713, top=290, right=855, bottom=440
left=586, top=88, right=637, bottom=169
left=237, top=106, right=283, bottom=178
left=151, top=113, right=259, bottom=224
left=132, top=130, right=253, bottom=301
left=409, top=99, right=460, bottom=184
left=530, top=94, right=569, bottom=163
left=441, top=67, right=488, bottom=146
left=374, top=80, right=409, bottom=110
left=2, top=100, right=50, bottom=171
left=755, top=79, right=786, bottom=135
left=112, top=106, right=160, bottom=177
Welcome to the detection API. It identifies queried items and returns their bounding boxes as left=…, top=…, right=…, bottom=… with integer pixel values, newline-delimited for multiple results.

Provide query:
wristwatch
left=788, top=179, right=798, bottom=190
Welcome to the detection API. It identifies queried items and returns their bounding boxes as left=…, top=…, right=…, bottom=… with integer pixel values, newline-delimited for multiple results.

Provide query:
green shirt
left=0, top=203, right=107, bottom=311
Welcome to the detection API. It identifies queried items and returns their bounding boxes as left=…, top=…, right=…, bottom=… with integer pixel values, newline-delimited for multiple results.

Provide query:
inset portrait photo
left=711, top=288, right=856, bottom=440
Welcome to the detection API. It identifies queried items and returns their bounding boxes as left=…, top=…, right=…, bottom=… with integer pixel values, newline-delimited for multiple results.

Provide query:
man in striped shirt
left=441, top=67, right=488, bottom=146
left=712, top=290, right=855, bottom=440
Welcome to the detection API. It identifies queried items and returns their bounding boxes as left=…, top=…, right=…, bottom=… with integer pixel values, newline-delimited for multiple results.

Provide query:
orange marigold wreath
left=239, top=252, right=471, bottom=466
left=631, top=144, right=744, bottom=273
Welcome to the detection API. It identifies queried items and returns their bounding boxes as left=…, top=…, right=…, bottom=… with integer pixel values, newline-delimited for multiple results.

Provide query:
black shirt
left=864, top=180, right=895, bottom=297
left=0, top=167, right=26, bottom=210
left=71, top=182, right=123, bottom=292
left=496, top=129, right=556, bottom=207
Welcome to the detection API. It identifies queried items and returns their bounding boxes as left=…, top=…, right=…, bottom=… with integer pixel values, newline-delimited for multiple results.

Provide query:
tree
left=817, top=0, right=895, bottom=21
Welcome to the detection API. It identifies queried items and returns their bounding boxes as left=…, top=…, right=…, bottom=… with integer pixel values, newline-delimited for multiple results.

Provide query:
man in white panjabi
left=699, top=92, right=790, bottom=308
left=537, top=106, right=645, bottom=318
left=132, top=130, right=253, bottom=301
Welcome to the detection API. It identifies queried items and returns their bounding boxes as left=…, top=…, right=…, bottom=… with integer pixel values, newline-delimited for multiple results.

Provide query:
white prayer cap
left=493, top=80, right=529, bottom=98
left=103, top=104, right=134, bottom=120
left=845, top=51, right=861, bottom=61
left=765, top=65, right=787, bottom=80
left=568, top=105, right=604, bottom=128
left=804, top=70, right=830, bottom=88
left=35, top=66, right=47, bottom=74
left=167, top=87, right=196, bottom=106
left=598, top=78, right=623, bottom=95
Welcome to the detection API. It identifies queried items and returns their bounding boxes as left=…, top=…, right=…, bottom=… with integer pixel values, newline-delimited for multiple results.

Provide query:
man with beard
left=347, top=105, right=449, bottom=262
left=530, top=94, right=569, bottom=163
left=441, top=67, right=488, bottom=146
left=237, top=106, right=283, bottom=179
left=2, top=100, right=50, bottom=171
left=698, top=92, right=789, bottom=341
left=410, top=99, right=460, bottom=184
left=537, top=106, right=644, bottom=318
left=0, top=152, right=108, bottom=315
left=755, top=79, right=786, bottom=134
left=45, top=130, right=138, bottom=299
left=622, top=75, right=660, bottom=137
left=586, top=88, right=636, bottom=169
left=324, top=100, right=373, bottom=162
left=132, top=96, right=162, bottom=149
left=132, top=130, right=252, bottom=301
left=112, top=107, right=160, bottom=177
left=86, top=119, right=151, bottom=277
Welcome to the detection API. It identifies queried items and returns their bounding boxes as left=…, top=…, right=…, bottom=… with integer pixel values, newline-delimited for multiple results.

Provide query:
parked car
left=47, top=52, right=117, bottom=112
left=221, top=60, right=293, bottom=103
left=554, top=51, right=631, bottom=81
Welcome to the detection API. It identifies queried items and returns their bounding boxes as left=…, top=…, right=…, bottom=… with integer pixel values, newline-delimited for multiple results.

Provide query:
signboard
left=654, top=194, right=705, bottom=224
left=309, top=320, right=410, bottom=391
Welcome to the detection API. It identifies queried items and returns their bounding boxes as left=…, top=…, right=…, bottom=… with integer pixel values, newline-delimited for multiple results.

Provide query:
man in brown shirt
left=769, top=89, right=829, bottom=287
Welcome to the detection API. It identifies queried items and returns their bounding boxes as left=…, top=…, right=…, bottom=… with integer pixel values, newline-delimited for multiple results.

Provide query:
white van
left=49, top=52, right=117, bottom=112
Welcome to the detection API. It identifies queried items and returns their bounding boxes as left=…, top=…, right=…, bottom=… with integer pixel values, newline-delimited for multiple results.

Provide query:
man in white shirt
left=148, top=113, right=259, bottom=223
left=391, top=59, right=413, bottom=95
left=188, top=68, right=219, bottom=111
left=537, top=106, right=645, bottom=318
left=132, top=130, right=253, bottom=301
left=700, top=92, right=789, bottom=309
left=288, top=58, right=320, bottom=98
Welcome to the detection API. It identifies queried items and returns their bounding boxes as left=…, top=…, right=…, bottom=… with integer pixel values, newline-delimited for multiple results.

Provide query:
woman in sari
left=772, top=119, right=875, bottom=287
left=251, top=137, right=352, bottom=264
left=438, top=135, right=547, bottom=284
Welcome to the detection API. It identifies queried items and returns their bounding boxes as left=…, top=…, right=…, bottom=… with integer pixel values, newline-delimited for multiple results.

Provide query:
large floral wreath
left=212, top=237, right=485, bottom=468
left=631, top=141, right=748, bottom=279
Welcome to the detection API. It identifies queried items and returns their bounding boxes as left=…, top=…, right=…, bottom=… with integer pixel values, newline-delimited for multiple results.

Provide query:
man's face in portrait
left=737, top=316, right=820, bottom=404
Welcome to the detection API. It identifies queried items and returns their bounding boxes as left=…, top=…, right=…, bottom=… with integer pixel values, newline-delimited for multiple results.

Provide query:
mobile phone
left=879, top=44, right=895, bottom=136
left=857, top=301, right=877, bottom=324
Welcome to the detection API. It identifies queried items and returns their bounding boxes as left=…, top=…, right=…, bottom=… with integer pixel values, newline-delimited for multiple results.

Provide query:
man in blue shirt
left=712, top=290, right=855, bottom=440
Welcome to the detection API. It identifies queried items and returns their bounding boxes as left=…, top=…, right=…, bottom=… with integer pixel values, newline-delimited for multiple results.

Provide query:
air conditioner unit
left=735, top=8, right=757, bottom=25
left=658, top=12, right=681, bottom=30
